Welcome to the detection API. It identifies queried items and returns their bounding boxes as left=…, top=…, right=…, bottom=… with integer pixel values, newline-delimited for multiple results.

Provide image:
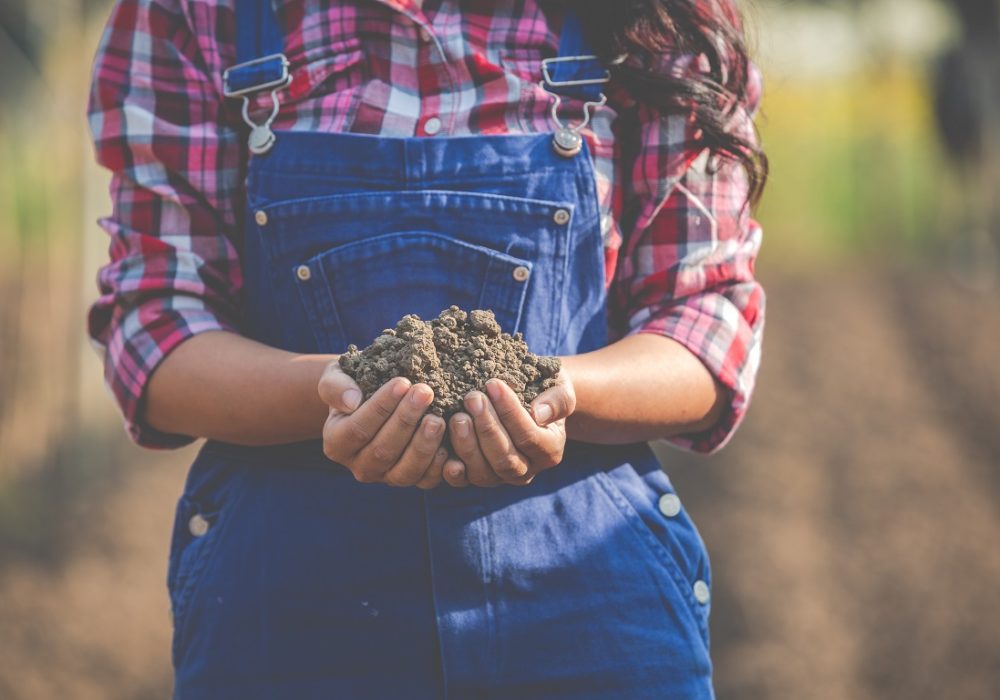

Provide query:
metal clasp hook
left=222, top=53, right=292, bottom=155
left=539, top=55, right=610, bottom=158
left=240, top=89, right=282, bottom=155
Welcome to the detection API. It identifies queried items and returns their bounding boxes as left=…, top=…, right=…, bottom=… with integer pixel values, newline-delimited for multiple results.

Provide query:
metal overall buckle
left=540, top=56, right=610, bottom=158
left=222, top=53, right=292, bottom=155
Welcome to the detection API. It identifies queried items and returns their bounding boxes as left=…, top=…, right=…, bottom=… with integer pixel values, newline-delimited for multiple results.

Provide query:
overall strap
left=221, top=1, right=606, bottom=157
left=544, top=9, right=609, bottom=102
left=223, top=2, right=607, bottom=100
left=230, top=0, right=595, bottom=71
left=557, top=11, right=593, bottom=64
left=235, top=0, right=284, bottom=65
left=223, top=0, right=289, bottom=98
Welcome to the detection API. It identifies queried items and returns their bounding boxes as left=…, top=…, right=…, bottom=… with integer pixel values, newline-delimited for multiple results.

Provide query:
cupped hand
left=318, top=362, right=449, bottom=489
left=443, top=371, right=576, bottom=487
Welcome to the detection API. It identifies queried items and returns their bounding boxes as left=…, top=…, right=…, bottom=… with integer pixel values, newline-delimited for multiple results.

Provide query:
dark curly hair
left=577, top=0, right=767, bottom=205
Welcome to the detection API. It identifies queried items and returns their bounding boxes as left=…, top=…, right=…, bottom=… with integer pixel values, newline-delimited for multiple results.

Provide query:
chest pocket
left=500, top=47, right=541, bottom=81
left=249, top=36, right=366, bottom=132
left=255, top=189, right=571, bottom=353
left=297, top=231, right=533, bottom=352
left=287, top=36, right=365, bottom=99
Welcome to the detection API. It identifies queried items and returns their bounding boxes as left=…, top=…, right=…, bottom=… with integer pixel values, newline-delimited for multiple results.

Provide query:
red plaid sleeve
left=87, top=0, right=243, bottom=447
left=612, top=65, right=765, bottom=454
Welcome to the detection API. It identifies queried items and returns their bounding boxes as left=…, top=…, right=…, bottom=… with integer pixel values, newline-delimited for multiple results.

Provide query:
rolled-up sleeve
left=612, top=66, right=765, bottom=454
left=87, top=0, right=243, bottom=448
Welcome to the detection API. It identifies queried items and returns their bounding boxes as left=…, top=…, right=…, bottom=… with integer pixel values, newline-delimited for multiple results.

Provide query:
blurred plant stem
left=0, top=0, right=115, bottom=480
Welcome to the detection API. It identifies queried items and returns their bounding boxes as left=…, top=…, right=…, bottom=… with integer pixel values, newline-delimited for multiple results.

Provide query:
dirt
left=338, top=306, right=560, bottom=419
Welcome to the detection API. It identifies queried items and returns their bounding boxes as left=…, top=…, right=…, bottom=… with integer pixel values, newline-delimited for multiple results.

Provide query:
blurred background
left=1, top=0, right=999, bottom=697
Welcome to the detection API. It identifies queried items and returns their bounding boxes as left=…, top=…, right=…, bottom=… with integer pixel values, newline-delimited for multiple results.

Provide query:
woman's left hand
left=444, top=370, right=576, bottom=487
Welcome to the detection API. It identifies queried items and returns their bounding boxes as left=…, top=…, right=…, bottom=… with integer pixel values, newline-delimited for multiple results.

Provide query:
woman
left=88, top=0, right=766, bottom=697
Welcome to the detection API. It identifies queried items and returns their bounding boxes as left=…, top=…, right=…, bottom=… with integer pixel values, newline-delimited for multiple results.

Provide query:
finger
left=415, top=447, right=450, bottom=490
left=355, top=382, right=434, bottom=480
left=318, top=360, right=364, bottom=414
left=485, top=379, right=563, bottom=468
left=382, top=414, right=446, bottom=487
left=442, top=457, right=469, bottom=488
left=326, top=377, right=410, bottom=463
left=465, top=390, right=530, bottom=482
left=449, top=412, right=502, bottom=487
left=529, top=381, right=576, bottom=427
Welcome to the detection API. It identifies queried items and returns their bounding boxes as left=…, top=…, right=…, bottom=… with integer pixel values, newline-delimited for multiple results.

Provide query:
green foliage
left=754, top=59, right=953, bottom=265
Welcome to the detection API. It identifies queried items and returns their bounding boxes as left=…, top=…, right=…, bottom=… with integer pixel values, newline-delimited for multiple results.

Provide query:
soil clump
left=338, top=306, right=560, bottom=419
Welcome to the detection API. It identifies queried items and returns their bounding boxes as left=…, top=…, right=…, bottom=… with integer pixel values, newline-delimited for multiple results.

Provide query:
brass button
left=188, top=514, right=209, bottom=537
left=254, top=210, right=268, bottom=226
left=296, top=265, right=312, bottom=281
left=512, top=266, right=530, bottom=282
left=553, top=208, right=571, bottom=225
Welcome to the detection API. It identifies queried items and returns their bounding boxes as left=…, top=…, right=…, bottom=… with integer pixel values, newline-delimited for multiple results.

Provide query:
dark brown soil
left=338, top=306, right=560, bottom=419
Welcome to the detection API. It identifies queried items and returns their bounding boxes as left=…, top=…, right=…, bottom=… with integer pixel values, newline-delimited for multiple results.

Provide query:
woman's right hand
left=318, top=361, right=449, bottom=489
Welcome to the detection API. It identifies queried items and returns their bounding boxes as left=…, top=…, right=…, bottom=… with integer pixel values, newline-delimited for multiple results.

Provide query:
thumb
left=531, top=379, right=576, bottom=427
left=318, top=360, right=364, bottom=414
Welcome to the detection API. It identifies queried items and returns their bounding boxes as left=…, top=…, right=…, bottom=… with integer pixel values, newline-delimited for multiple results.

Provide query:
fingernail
left=392, top=378, right=411, bottom=398
left=485, top=380, right=503, bottom=402
left=411, top=385, right=431, bottom=406
left=534, top=403, right=553, bottom=425
left=424, top=419, right=442, bottom=436
left=447, top=463, right=465, bottom=479
left=343, top=388, right=362, bottom=411
left=455, top=418, right=471, bottom=438
left=466, top=393, right=485, bottom=416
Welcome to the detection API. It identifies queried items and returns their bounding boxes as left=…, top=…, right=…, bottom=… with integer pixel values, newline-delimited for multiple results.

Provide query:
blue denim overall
left=166, top=3, right=714, bottom=698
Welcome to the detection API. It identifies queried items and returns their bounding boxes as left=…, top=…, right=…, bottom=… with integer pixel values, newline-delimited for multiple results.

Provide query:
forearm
left=562, top=333, right=726, bottom=445
left=145, top=331, right=332, bottom=445
left=145, top=329, right=722, bottom=447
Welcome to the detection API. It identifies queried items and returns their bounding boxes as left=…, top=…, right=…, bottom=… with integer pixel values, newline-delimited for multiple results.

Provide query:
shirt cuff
left=96, top=301, right=239, bottom=449
left=629, top=290, right=763, bottom=454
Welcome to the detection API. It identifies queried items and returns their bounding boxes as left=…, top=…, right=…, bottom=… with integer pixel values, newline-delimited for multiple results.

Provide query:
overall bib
left=167, top=3, right=714, bottom=698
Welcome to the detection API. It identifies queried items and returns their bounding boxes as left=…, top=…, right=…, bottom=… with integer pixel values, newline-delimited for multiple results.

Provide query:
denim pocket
left=253, top=189, right=573, bottom=354
left=295, top=231, right=533, bottom=351
left=166, top=463, right=246, bottom=669
left=593, top=468, right=712, bottom=645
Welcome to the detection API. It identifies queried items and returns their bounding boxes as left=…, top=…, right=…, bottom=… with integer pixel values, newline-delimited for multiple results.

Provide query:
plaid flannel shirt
left=87, top=0, right=765, bottom=451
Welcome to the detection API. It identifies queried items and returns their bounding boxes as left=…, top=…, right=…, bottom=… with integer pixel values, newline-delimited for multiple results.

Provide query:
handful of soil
left=338, top=306, right=560, bottom=419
